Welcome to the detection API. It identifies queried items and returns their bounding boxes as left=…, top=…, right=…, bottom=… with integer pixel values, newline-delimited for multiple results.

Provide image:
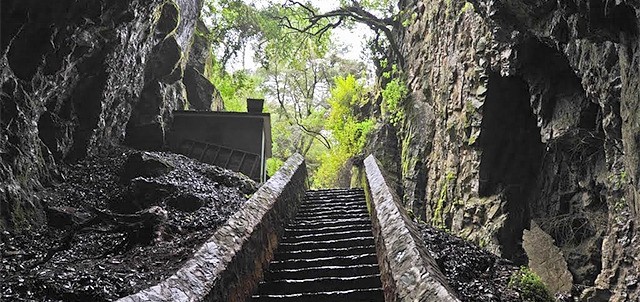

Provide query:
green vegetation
left=509, top=267, right=554, bottom=302
left=314, top=75, right=374, bottom=187
left=433, top=170, right=456, bottom=229
left=381, top=63, right=408, bottom=127
left=205, top=57, right=262, bottom=111
left=201, top=0, right=404, bottom=185
left=460, top=2, right=475, bottom=15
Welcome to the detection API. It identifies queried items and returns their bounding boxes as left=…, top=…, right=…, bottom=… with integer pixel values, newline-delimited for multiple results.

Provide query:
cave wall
left=388, top=0, right=640, bottom=298
left=0, top=0, right=212, bottom=233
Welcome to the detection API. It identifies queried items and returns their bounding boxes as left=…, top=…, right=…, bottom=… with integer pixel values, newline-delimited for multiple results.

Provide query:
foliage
left=380, top=63, right=408, bottom=127
left=202, top=0, right=382, bottom=183
left=460, top=2, right=475, bottom=15
left=509, top=267, right=555, bottom=302
left=205, top=56, right=263, bottom=111
left=266, top=157, right=284, bottom=177
left=203, top=0, right=262, bottom=66
left=433, top=170, right=456, bottom=229
left=314, top=75, right=374, bottom=187
left=282, top=0, right=403, bottom=62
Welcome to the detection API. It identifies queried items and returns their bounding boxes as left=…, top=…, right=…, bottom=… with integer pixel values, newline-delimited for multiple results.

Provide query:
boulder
left=112, top=178, right=174, bottom=213
left=523, top=221, right=573, bottom=295
left=121, top=152, right=174, bottom=182
left=166, top=193, right=205, bottom=212
left=46, top=206, right=91, bottom=228
left=183, top=66, right=214, bottom=110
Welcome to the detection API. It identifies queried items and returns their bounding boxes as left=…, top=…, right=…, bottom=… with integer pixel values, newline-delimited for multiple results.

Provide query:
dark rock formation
left=0, top=147, right=255, bottom=301
left=369, top=0, right=640, bottom=299
left=125, top=0, right=204, bottom=149
left=1, top=0, right=220, bottom=233
left=183, top=20, right=222, bottom=111
left=120, top=152, right=175, bottom=182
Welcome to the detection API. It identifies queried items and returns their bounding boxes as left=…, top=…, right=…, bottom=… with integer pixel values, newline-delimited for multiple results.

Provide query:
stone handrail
left=363, top=155, right=460, bottom=302
left=118, top=153, right=307, bottom=302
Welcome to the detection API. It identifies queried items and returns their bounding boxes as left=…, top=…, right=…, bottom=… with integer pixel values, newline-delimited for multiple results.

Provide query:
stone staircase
left=251, top=188, right=384, bottom=302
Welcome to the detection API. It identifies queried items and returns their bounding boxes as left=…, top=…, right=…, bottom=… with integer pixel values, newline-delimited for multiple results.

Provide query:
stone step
left=296, top=209, right=367, bottom=218
left=265, top=264, right=381, bottom=281
left=290, top=220, right=371, bottom=231
left=273, top=245, right=376, bottom=261
left=296, top=207, right=368, bottom=217
left=257, top=274, right=382, bottom=295
left=252, top=288, right=384, bottom=302
left=302, top=194, right=364, bottom=201
left=300, top=201, right=366, bottom=210
left=306, top=189, right=364, bottom=197
left=268, top=253, right=378, bottom=270
left=278, top=237, right=375, bottom=251
left=281, top=229, right=373, bottom=243
left=300, top=195, right=367, bottom=205
left=285, top=222, right=371, bottom=234
left=293, top=212, right=370, bottom=222
left=292, top=216, right=371, bottom=226
left=253, top=189, right=382, bottom=302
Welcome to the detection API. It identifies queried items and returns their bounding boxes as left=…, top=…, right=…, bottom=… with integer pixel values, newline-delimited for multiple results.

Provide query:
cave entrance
left=478, top=73, right=544, bottom=263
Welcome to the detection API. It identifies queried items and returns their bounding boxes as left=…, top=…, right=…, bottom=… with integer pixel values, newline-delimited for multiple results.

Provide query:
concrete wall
left=117, top=153, right=307, bottom=302
left=363, top=155, right=460, bottom=302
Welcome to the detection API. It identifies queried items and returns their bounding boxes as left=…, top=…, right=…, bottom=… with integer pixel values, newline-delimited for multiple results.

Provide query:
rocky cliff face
left=1, top=0, right=215, bottom=233
left=381, top=0, right=640, bottom=299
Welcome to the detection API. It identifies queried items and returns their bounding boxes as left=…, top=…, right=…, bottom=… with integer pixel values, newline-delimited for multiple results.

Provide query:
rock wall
left=1, top=0, right=214, bottom=233
left=382, top=0, right=640, bottom=298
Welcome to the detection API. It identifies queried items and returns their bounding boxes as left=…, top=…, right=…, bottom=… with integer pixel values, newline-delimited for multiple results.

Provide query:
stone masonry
left=363, top=155, right=460, bottom=302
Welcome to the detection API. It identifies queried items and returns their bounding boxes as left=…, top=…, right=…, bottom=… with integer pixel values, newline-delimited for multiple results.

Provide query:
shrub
left=509, top=267, right=555, bottom=302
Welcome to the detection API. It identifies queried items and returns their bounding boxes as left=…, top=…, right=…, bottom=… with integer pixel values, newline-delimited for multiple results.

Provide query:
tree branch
left=282, top=0, right=403, bottom=64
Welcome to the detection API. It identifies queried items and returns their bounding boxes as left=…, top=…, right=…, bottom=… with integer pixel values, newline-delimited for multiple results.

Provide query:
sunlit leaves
left=205, top=57, right=263, bottom=112
left=314, top=75, right=374, bottom=187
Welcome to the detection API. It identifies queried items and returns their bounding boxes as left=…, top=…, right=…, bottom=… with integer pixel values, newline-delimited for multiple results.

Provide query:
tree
left=279, top=0, right=404, bottom=65
left=201, top=0, right=376, bottom=183
left=314, top=75, right=374, bottom=187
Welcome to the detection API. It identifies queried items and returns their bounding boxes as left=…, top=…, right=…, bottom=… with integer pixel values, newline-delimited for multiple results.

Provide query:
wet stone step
left=269, top=253, right=378, bottom=270
left=297, top=207, right=367, bottom=215
left=297, top=206, right=368, bottom=215
left=302, top=194, right=365, bottom=203
left=299, top=202, right=366, bottom=211
left=306, top=188, right=361, bottom=194
left=293, top=216, right=371, bottom=226
left=281, top=229, right=373, bottom=243
left=297, top=208, right=367, bottom=216
left=257, top=274, right=382, bottom=295
left=302, top=198, right=364, bottom=205
left=265, top=264, right=382, bottom=281
left=288, top=220, right=372, bottom=230
left=273, top=245, right=376, bottom=261
left=299, top=208, right=367, bottom=214
left=297, top=206, right=368, bottom=214
left=253, top=189, right=383, bottom=302
left=285, top=223, right=372, bottom=235
left=278, top=237, right=375, bottom=251
left=252, top=288, right=384, bottom=302
left=306, top=190, right=364, bottom=195
left=294, top=213, right=370, bottom=222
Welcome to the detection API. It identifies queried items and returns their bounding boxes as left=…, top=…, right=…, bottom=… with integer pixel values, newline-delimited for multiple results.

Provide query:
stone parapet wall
left=118, top=153, right=307, bottom=302
left=363, top=155, right=460, bottom=302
